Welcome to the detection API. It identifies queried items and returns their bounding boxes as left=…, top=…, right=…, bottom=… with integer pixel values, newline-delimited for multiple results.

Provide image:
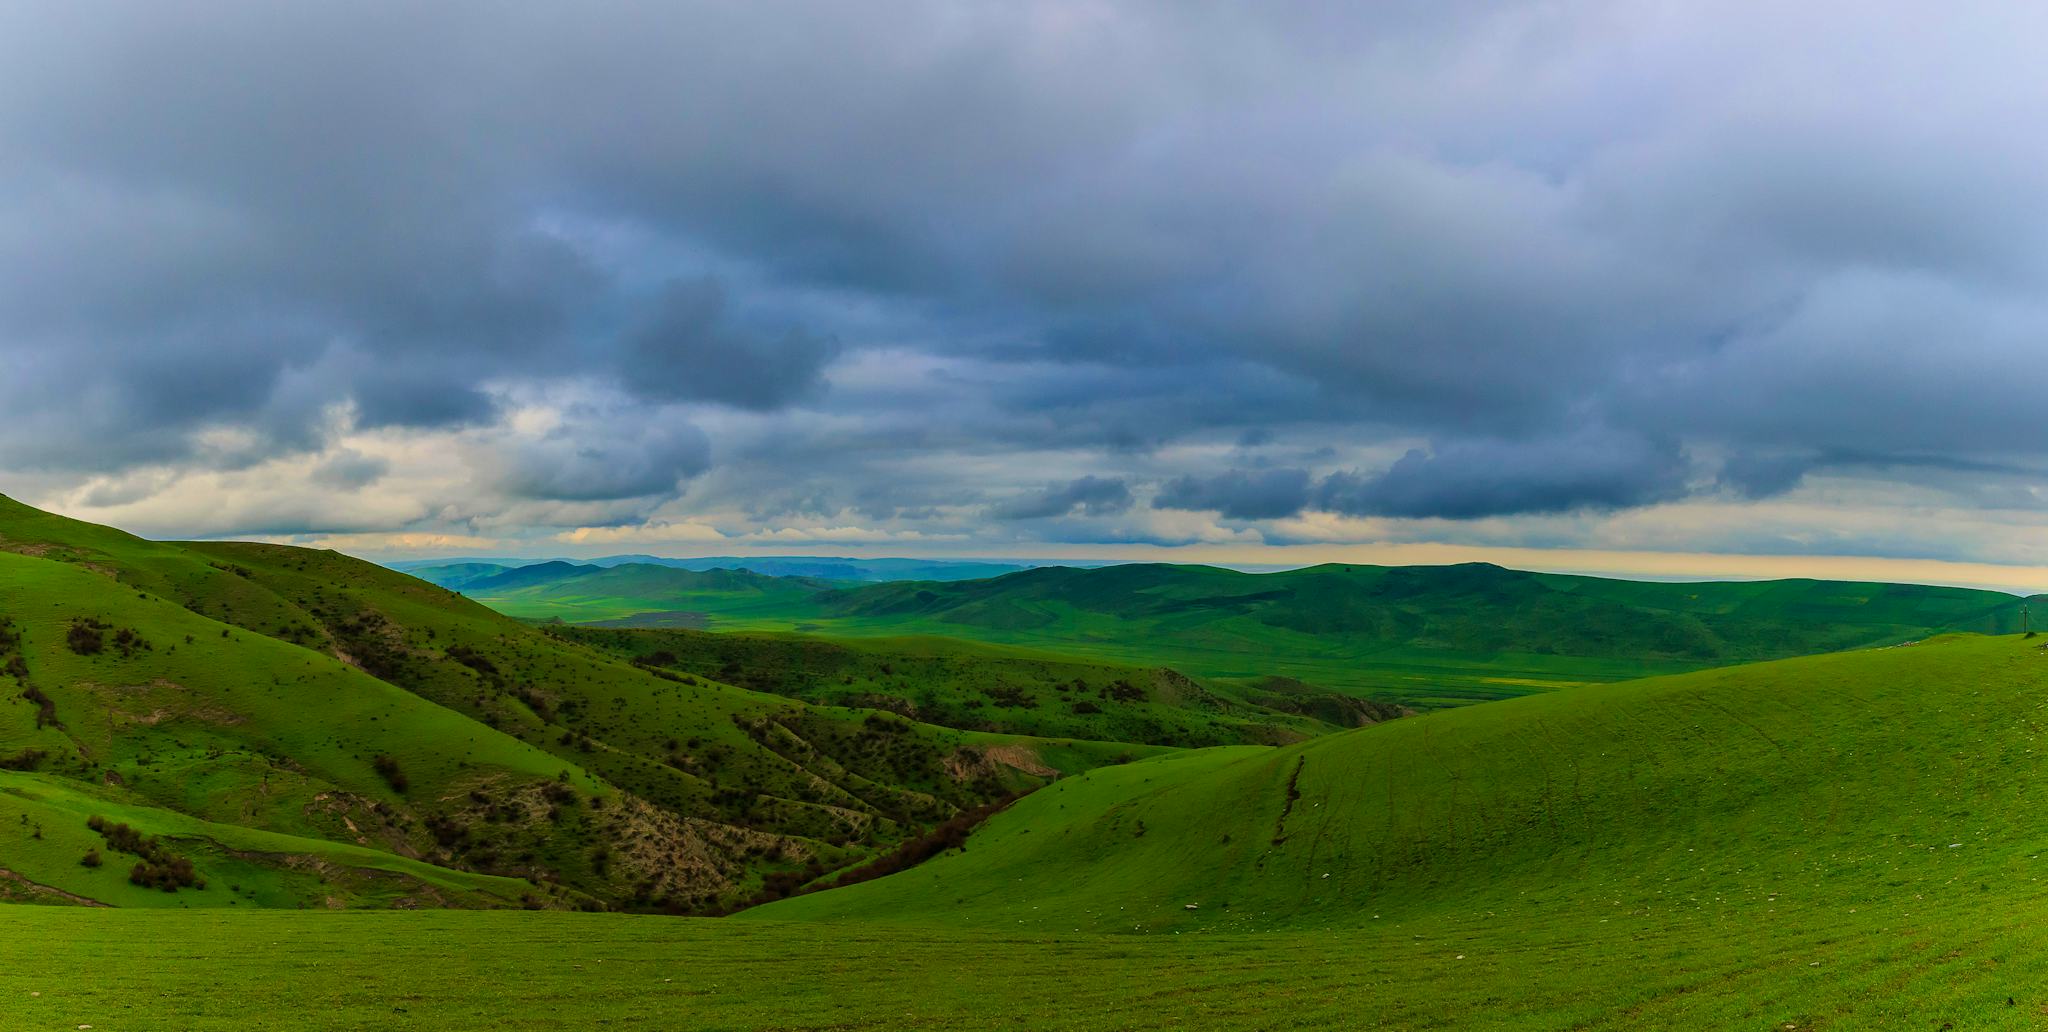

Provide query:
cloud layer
left=5, top=2, right=2048, bottom=569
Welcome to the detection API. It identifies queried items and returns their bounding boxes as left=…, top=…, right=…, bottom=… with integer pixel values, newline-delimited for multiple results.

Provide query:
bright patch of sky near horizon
left=5, top=1, right=2048, bottom=584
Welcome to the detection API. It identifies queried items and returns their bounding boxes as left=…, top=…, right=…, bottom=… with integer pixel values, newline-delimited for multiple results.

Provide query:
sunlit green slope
left=758, top=633, right=2048, bottom=936
left=0, top=494, right=1149, bottom=911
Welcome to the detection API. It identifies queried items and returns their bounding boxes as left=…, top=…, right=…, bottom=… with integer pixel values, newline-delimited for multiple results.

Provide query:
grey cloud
left=5, top=2, right=2048, bottom=550
left=1315, top=434, right=1692, bottom=520
left=620, top=278, right=842, bottom=410
left=310, top=451, right=392, bottom=490
left=498, top=416, right=711, bottom=502
left=1718, top=452, right=1814, bottom=499
left=1153, top=469, right=1313, bottom=520
left=990, top=476, right=1133, bottom=521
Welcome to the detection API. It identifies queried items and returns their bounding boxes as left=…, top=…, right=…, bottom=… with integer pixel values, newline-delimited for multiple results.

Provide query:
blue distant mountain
left=389, top=554, right=1118, bottom=584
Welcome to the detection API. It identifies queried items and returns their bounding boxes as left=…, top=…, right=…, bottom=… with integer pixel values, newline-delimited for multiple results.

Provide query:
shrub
left=372, top=754, right=409, bottom=794
left=811, top=793, right=1031, bottom=895
left=446, top=644, right=499, bottom=677
left=86, top=816, right=203, bottom=892
left=0, top=748, right=48, bottom=771
left=130, top=856, right=204, bottom=892
left=20, top=685, right=57, bottom=728
left=65, top=619, right=106, bottom=656
left=109, top=627, right=152, bottom=658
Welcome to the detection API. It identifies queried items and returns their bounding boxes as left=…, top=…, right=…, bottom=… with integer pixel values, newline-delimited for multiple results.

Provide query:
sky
left=6, top=1, right=2048, bottom=589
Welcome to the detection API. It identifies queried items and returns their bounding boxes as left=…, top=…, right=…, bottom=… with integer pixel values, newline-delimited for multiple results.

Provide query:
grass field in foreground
left=15, top=636, right=2048, bottom=1029
left=2, top=902, right=2042, bottom=1031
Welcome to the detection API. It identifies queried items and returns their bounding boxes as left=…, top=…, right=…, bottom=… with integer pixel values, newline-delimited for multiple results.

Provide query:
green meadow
left=11, top=493, right=2048, bottom=1029
left=8, top=900, right=2045, bottom=1030
left=11, top=635, right=2048, bottom=1028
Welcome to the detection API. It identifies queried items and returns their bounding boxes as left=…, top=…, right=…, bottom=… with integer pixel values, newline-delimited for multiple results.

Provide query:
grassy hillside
left=457, top=562, right=831, bottom=625
left=0, top=771, right=533, bottom=909
left=0, top=494, right=1152, bottom=912
left=439, top=556, right=2035, bottom=706
left=14, top=635, right=2048, bottom=1027
left=757, top=632, right=2048, bottom=934
left=557, top=627, right=1394, bottom=747
left=18, top=488, right=2048, bottom=1026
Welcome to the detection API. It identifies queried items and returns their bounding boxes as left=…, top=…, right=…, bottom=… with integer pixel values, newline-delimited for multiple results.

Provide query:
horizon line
left=334, top=540, right=2048, bottom=596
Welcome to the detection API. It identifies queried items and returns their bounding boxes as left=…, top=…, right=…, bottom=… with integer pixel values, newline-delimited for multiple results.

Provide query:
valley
left=5, top=493, right=2047, bottom=1029
left=423, top=555, right=2036, bottom=707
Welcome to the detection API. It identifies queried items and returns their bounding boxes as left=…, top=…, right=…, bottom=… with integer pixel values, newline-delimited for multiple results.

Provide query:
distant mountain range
left=388, top=554, right=1113, bottom=583
left=408, top=555, right=2038, bottom=708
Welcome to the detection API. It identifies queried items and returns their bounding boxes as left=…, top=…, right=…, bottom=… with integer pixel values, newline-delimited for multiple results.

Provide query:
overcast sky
left=6, top=1, right=2048, bottom=585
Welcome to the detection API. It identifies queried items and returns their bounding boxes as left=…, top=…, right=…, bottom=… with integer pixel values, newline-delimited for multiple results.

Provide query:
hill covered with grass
left=0, top=494, right=1154, bottom=912
left=557, top=626, right=1397, bottom=747
left=429, top=555, right=2036, bottom=706
left=13, top=633, right=2048, bottom=1028
left=757, top=632, right=2048, bottom=936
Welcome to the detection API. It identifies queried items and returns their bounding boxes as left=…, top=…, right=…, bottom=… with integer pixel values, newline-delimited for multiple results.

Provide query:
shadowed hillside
left=0, top=494, right=1152, bottom=912
left=557, top=626, right=1400, bottom=747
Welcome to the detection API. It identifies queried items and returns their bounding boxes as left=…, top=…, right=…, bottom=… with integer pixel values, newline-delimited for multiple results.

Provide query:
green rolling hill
left=556, top=626, right=1400, bottom=747
left=427, top=555, right=2038, bottom=706
left=13, top=491, right=2048, bottom=1028
left=10, top=622, right=2048, bottom=1026
left=755, top=631, right=2048, bottom=934
left=0, top=494, right=1154, bottom=913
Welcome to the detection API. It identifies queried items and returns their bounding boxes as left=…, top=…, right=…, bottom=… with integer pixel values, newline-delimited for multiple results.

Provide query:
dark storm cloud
left=310, top=451, right=392, bottom=491
left=619, top=279, right=842, bottom=410
left=1154, top=469, right=1314, bottom=521
left=1718, top=453, right=1815, bottom=500
left=5, top=2, right=2048, bottom=538
left=498, top=416, right=711, bottom=502
left=1314, top=433, right=1693, bottom=520
left=990, top=476, right=1134, bottom=521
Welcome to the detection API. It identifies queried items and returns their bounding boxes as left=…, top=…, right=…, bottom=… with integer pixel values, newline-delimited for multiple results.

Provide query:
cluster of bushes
left=0, top=747, right=47, bottom=771
left=84, top=815, right=205, bottom=892
left=983, top=682, right=1035, bottom=708
left=0, top=618, right=25, bottom=682
left=329, top=611, right=407, bottom=680
left=63, top=619, right=151, bottom=659
left=515, top=687, right=555, bottom=721
left=426, top=814, right=470, bottom=851
left=1103, top=678, right=1145, bottom=703
left=372, top=753, right=409, bottom=794
left=65, top=619, right=106, bottom=655
left=755, top=859, right=827, bottom=902
left=755, top=792, right=1028, bottom=906
left=445, top=644, right=500, bottom=679
left=19, top=684, right=56, bottom=728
